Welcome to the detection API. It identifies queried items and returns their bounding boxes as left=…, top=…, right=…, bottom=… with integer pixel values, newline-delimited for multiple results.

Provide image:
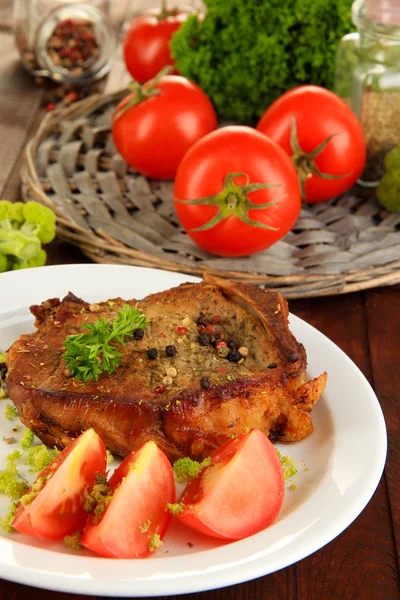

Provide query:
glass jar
left=335, top=0, right=400, bottom=186
left=13, top=1, right=117, bottom=83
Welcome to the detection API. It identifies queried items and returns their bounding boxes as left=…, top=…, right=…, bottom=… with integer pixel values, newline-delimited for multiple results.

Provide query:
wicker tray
left=22, top=90, right=400, bottom=298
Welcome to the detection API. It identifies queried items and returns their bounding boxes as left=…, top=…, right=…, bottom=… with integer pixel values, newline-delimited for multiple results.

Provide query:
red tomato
left=12, top=429, right=107, bottom=540
left=256, top=85, right=366, bottom=204
left=123, top=9, right=187, bottom=83
left=112, top=75, right=217, bottom=180
left=81, top=440, right=175, bottom=558
left=174, top=126, right=301, bottom=257
left=176, top=429, right=284, bottom=540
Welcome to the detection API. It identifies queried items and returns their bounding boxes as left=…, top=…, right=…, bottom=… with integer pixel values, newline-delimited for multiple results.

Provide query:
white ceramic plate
left=0, top=265, right=387, bottom=597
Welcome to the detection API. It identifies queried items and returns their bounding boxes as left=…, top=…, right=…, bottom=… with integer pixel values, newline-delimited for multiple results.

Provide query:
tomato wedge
left=176, top=429, right=284, bottom=540
left=81, top=440, right=175, bottom=558
left=12, top=429, right=107, bottom=540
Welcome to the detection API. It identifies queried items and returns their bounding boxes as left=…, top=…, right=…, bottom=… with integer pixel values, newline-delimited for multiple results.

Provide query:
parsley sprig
left=63, top=305, right=149, bottom=382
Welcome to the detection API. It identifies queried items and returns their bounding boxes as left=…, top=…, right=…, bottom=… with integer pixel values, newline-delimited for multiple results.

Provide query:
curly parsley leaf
left=63, top=305, right=149, bottom=382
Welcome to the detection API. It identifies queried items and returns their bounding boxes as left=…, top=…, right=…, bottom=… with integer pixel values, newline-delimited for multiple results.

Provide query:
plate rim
left=0, top=264, right=388, bottom=596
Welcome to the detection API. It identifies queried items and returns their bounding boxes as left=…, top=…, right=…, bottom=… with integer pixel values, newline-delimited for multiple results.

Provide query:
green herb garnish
left=277, top=450, right=298, bottom=481
left=24, top=444, right=60, bottom=473
left=148, top=533, right=163, bottom=552
left=63, top=305, right=149, bottom=382
left=5, top=405, right=18, bottom=421
left=0, top=450, right=27, bottom=499
left=167, top=502, right=186, bottom=516
left=20, top=428, right=34, bottom=450
left=139, top=519, right=151, bottom=533
left=64, top=531, right=82, bottom=551
left=172, top=456, right=212, bottom=483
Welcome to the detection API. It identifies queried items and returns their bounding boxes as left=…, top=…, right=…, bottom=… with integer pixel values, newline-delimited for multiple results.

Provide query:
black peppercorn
left=200, top=376, right=211, bottom=389
left=0, top=363, right=7, bottom=382
left=227, top=349, right=242, bottom=363
left=267, top=362, right=277, bottom=369
left=209, top=335, right=217, bottom=347
left=147, top=348, right=158, bottom=360
left=196, top=312, right=208, bottom=327
left=198, top=332, right=209, bottom=346
left=134, top=328, right=145, bottom=340
left=165, top=345, right=177, bottom=357
left=226, top=338, right=237, bottom=349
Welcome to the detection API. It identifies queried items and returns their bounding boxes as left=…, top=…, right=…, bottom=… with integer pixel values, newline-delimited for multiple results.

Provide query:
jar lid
left=363, top=0, right=400, bottom=25
left=35, top=3, right=117, bottom=83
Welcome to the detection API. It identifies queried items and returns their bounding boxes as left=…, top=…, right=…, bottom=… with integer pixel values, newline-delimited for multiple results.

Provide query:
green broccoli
left=0, top=200, right=56, bottom=273
left=24, top=444, right=60, bottom=472
left=171, top=0, right=354, bottom=123
left=377, top=146, right=400, bottom=212
left=172, top=456, right=212, bottom=482
left=20, top=428, right=35, bottom=450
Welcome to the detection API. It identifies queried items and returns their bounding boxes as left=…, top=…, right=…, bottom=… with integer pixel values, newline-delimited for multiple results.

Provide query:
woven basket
left=22, top=90, right=400, bottom=298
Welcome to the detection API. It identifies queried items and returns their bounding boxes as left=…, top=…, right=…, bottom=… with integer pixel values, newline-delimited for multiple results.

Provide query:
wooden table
left=1, top=3, right=399, bottom=599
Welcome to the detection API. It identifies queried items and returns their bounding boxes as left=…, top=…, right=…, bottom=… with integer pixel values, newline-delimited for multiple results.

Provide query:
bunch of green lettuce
left=171, top=0, right=354, bottom=123
left=0, top=201, right=56, bottom=272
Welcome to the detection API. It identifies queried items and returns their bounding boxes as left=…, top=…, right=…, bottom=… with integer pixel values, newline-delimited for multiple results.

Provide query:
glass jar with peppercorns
left=335, top=0, right=400, bottom=187
left=13, top=0, right=117, bottom=83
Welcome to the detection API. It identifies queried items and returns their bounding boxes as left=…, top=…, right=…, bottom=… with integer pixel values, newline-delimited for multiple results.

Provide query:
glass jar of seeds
left=335, top=0, right=400, bottom=187
left=13, top=1, right=117, bottom=83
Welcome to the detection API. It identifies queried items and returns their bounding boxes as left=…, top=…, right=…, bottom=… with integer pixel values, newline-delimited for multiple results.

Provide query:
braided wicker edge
left=21, top=91, right=400, bottom=299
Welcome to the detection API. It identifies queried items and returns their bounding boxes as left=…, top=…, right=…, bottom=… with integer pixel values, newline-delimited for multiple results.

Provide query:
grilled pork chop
left=6, top=275, right=326, bottom=461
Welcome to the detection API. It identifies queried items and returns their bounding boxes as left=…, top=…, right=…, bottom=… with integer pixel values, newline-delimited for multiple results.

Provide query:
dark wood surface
left=0, top=2, right=399, bottom=598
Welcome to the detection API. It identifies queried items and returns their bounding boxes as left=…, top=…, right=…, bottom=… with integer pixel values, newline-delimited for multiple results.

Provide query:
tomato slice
left=176, top=429, right=284, bottom=540
left=81, top=440, right=175, bottom=558
left=12, top=429, right=107, bottom=540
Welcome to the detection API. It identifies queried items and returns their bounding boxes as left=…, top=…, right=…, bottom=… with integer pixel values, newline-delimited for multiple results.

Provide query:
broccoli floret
left=172, top=456, right=212, bottom=482
left=0, top=254, right=9, bottom=273
left=0, top=201, right=24, bottom=225
left=0, top=200, right=56, bottom=272
left=0, top=502, right=18, bottom=532
left=64, top=531, right=82, bottom=551
left=20, top=202, right=56, bottom=244
left=20, top=428, right=35, bottom=450
left=5, top=405, right=18, bottom=421
left=12, top=249, right=47, bottom=270
left=24, top=444, right=60, bottom=472
left=171, top=0, right=354, bottom=123
left=0, top=229, right=41, bottom=262
left=377, top=146, right=400, bottom=212
left=0, top=450, right=27, bottom=499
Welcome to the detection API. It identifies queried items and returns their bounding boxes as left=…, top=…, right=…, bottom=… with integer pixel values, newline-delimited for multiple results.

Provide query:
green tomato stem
left=176, top=172, right=283, bottom=232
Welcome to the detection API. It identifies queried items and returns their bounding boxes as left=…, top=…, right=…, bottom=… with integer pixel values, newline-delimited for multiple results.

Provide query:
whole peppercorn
left=0, top=363, right=7, bottom=382
left=165, top=345, right=177, bottom=357
left=134, top=328, right=145, bottom=340
left=198, top=332, right=209, bottom=346
left=267, top=362, right=277, bottom=369
left=147, top=348, right=158, bottom=360
left=217, top=345, right=229, bottom=358
left=155, top=385, right=166, bottom=394
left=196, top=312, right=208, bottom=327
left=215, top=341, right=227, bottom=351
left=211, top=315, right=222, bottom=324
left=226, top=338, right=237, bottom=349
left=177, top=326, right=187, bottom=335
left=227, top=349, right=242, bottom=363
left=200, top=376, right=211, bottom=389
left=209, top=335, right=217, bottom=347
